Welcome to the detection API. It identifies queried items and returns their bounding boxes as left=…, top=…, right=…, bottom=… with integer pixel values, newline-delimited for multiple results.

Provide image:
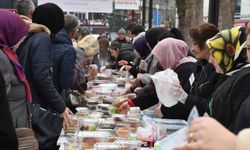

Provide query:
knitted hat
left=118, top=28, right=126, bottom=34
left=77, top=35, right=99, bottom=57
left=109, top=41, right=121, bottom=50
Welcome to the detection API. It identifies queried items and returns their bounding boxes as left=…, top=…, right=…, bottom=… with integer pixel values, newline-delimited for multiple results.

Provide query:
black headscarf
left=145, top=27, right=168, bottom=49
left=32, top=3, right=64, bottom=35
left=133, top=36, right=151, bottom=59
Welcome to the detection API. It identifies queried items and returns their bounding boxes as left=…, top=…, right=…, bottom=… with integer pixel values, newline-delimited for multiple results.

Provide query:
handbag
left=16, top=128, right=39, bottom=150
left=31, top=104, right=63, bottom=149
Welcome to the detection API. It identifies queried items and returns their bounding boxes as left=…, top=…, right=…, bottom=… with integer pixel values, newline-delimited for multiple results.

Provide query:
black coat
left=184, top=59, right=221, bottom=116
left=131, top=62, right=195, bottom=119
left=0, top=71, right=18, bottom=150
left=106, top=43, right=136, bottom=69
left=211, top=66, right=250, bottom=134
left=17, top=32, right=66, bottom=114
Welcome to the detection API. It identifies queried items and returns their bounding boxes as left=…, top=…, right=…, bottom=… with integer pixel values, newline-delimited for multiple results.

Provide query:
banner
left=115, top=0, right=140, bottom=10
left=38, top=0, right=113, bottom=13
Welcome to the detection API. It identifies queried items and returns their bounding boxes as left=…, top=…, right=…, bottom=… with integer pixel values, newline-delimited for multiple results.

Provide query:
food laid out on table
left=59, top=70, right=188, bottom=150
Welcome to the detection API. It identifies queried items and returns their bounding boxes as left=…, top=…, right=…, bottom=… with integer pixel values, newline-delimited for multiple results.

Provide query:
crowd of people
left=1, top=0, right=250, bottom=150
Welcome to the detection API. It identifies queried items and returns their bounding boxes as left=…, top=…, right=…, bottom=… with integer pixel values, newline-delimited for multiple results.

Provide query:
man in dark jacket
left=52, top=14, right=78, bottom=94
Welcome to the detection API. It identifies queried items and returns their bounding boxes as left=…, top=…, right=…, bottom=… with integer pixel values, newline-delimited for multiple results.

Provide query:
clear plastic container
left=128, top=107, right=142, bottom=119
left=153, top=118, right=187, bottom=138
left=75, top=107, right=89, bottom=117
left=114, top=126, right=131, bottom=139
left=112, top=114, right=128, bottom=122
left=94, top=143, right=125, bottom=150
left=64, top=142, right=80, bottom=150
left=98, top=103, right=112, bottom=112
left=98, top=119, right=116, bottom=129
left=88, top=111, right=103, bottom=119
left=79, top=118, right=98, bottom=131
left=86, top=100, right=99, bottom=110
left=76, top=131, right=110, bottom=149
left=64, top=115, right=78, bottom=134
left=115, top=140, right=143, bottom=150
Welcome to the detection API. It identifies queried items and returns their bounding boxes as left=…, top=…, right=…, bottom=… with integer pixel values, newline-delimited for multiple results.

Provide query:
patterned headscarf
left=207, top=27, right=246, bottom=73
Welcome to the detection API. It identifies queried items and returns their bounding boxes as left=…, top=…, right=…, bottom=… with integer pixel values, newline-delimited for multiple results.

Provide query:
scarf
left=0, top=9, right=32, bottom=103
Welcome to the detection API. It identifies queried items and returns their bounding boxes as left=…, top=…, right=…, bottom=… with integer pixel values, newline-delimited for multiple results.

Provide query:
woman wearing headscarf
left=206, top=26, right=250, bottom=134
left=119, top=38, right=196, bottom=119
left=174, top=26, right=250, bottom=150
left=124, top=35, right=152, bottom=77
left=178, top=23, right=220, bottom=116
left=0, top=10, right=30, bottom=149
left=126, top=28, right=177, bottom=95
left=16, top=3, right=72, bottom=149
left=0, top=9, right=31, bottom=128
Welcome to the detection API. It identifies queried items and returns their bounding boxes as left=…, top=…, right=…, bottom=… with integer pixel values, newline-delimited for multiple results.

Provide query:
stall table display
left=57, top=71, right=187, bottom=150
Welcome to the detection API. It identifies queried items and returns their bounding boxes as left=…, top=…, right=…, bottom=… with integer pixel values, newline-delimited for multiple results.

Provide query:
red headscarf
left=0, top=9, right=32, bottom=103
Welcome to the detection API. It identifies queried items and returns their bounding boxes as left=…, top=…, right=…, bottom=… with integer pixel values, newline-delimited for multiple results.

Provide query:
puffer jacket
left=51, top=29, right=76, bottom=93
left=117, top=43, right=136, bottom=63
left=16, top=32, right=66, bottom=114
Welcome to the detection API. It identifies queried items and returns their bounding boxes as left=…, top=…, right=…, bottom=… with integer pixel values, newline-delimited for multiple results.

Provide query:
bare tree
left=218, top=0, right=236, bottom=30
left=176, top=0, right=203, bottom=46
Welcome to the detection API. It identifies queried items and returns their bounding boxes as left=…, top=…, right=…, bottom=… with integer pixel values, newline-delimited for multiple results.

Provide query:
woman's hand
left=174, top=117, right=236, bottom=150
left=60, top=107, right=73, bottom=130
left=119, top=102, right=130, bottom=114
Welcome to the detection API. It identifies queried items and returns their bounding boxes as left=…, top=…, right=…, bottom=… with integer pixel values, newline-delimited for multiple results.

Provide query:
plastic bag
left=151, top=69, right=181, bottom=107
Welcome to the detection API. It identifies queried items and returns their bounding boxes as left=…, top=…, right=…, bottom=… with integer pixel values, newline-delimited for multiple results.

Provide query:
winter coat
left=17, top=32, right=66, bottom=114
left=210, top=66, right=250, bottom=134
left=131, top=62, right=194, bottom=118
left=51, top=29, right=76, bottom=94
left=117, top=43, right=136, bottom=63
left=184, top=59, right=221, bottom=116
left=0, top=71, right=18, bottom=150
left=0, top=50, right=28, bottom=128
left=106, top=43, right=136, bottom=69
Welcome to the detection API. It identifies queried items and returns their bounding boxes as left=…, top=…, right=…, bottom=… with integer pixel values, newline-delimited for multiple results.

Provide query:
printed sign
left=38, top=0, right=113, bottom=13
left=115, top=0, right=140, bottom=10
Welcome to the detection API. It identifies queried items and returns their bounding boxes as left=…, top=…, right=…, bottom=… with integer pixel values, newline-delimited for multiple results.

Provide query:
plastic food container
left=76, top=131, right=110, bottom=149
left=75, top=107, right=89, bottom=117
left=94, top=143, right=126, bottom=150
left=64, top=115, right=78, bottom=134
left=88, top=112, right=103, bottom=119
left=153, top=118, right=187, bottom=137
left=98, top=119, right=116, bottom=129
left=64, top=142, right=80, bottom=150
left=112, top=114, right=128, bottom=122
left=79, top=118, right=98, bottom=131
left=128, top=107, right=142, bottom=119
left=98, top=103, right=112, bottom=112
left=115, top=126, right=131, bottom=139
left=115, top=140, right=143, bottom=150
left=87, top=100, right=99, bottom=110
